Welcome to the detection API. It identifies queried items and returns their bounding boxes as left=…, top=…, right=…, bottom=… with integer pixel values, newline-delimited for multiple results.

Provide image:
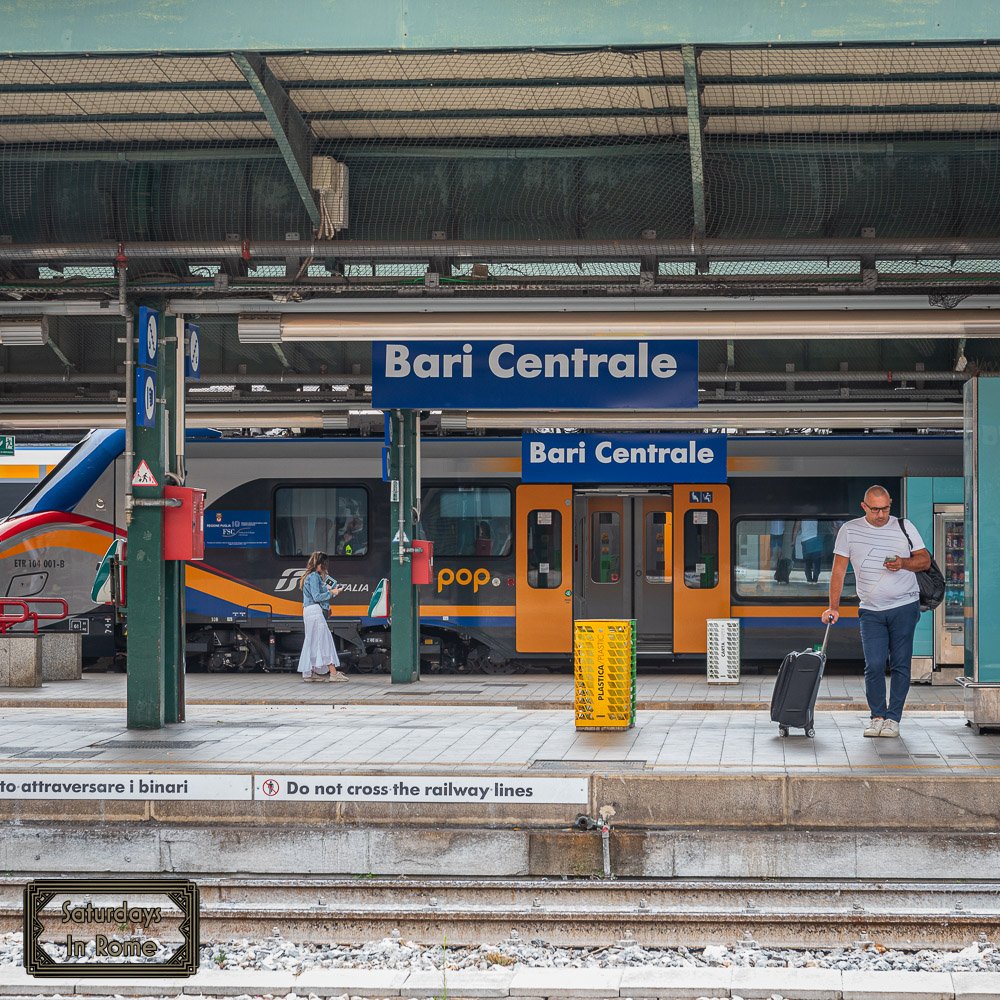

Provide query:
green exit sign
left=0, top=436, right=14, bottom=456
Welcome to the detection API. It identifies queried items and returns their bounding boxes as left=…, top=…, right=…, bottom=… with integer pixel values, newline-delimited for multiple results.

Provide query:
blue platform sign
left=205, top=509, right=271, bottom=548
left=135, top=368, right=156, bottom=428
left=185, top=322, right=201, bottom=380
left=137, top=305, right=159, bottom=368
left=372, top=339, right=698, bottom=410
left=522, top=433, right=727, bottom=484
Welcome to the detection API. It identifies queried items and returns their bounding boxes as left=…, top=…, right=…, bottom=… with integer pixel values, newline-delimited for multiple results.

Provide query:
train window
left=683, top=510, right=719, bottom=589
left=733, top=518, right=858, bottom=600
left=422, top=486, right=512, bottom=557
left=274, top=487, right=368, bottom=558
left=591, top=511, right=621, bottom=584
left=527, top=510, right=562, bottom=589
left=645, top=511, right=672, bottom=584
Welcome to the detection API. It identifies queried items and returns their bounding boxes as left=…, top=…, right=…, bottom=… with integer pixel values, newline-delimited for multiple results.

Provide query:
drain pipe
left=574, top=805, right=617, bottom=878
left=117, top=249, right=135, bottom=526
left=599, top=805, right=616, bottom=879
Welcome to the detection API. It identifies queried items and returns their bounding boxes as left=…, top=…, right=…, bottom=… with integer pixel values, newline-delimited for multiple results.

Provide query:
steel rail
left=2, top=876, right=997, bottom=950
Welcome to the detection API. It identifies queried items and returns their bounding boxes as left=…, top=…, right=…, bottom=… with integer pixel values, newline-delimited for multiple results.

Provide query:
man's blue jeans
left=858, top=600, right=921, bottom=722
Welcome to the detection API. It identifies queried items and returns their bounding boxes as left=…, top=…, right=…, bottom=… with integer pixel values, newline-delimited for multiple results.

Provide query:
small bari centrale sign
left=23, top=878, right=199, bottom=977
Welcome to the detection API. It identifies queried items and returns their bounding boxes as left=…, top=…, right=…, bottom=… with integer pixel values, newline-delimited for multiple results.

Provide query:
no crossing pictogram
left=260, top=778, right=280, bottom=797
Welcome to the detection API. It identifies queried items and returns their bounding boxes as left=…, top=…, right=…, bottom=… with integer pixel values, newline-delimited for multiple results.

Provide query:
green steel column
left=964, top=376, right=1000, bottom=682
left=389, top=409, right=420, bottom=684
left=126, top=305, right=166, bottom=729
left=162, top=313, right=184, bottom=723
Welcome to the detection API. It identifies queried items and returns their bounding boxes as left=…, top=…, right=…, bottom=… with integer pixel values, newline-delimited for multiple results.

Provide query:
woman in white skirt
left=297, top=551, right=349, bottom=682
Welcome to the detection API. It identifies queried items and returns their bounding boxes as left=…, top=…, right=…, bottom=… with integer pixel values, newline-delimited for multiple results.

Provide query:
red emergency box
left=411, top=539, right=434, bottom=585
left=163, top=485, right=206, bottom=561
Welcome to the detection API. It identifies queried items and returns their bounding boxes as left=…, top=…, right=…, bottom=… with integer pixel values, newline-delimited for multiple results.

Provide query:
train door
left=515, top=484, right=574, bottom=653
left=573, top=493, right=673, bottom=652
left=673, top=486, right=731, bottom=653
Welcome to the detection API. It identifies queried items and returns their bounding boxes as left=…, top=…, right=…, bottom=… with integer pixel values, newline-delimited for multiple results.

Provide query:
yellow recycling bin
left=574, top=619, right=636, bottom=730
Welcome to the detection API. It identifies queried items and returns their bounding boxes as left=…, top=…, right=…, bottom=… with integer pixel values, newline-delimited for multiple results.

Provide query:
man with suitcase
left=821, top=485, right=931, bottom=738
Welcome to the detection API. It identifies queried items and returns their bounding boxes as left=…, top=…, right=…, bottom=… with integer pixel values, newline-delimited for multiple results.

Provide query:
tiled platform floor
left=0, top=701, right=994, bottom=775
left=0, top=669, right=966, bottom=710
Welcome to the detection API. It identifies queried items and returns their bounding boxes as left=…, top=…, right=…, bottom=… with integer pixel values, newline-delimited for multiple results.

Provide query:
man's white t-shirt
left=833, top=516, right=925, bottom=612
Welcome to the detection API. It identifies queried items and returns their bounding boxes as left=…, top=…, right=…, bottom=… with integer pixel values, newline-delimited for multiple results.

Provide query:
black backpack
left=898, top=519, right=946, bottom=612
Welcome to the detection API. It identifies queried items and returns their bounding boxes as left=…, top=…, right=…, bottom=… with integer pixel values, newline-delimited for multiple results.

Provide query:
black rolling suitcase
left=769, top=623, right=831, bottom=739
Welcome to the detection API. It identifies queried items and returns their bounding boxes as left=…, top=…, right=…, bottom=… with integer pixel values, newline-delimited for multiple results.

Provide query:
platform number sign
left=136, top=368, right=157, bottom=428
left=138, top=306, right=159, bottom=368
left=185, top=322, right=201, bottom=380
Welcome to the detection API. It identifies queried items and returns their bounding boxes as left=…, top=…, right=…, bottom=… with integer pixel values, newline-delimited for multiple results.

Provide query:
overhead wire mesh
left=0, top=43, right=999, bottom=288
left=0, top=40, right=999, bottom=421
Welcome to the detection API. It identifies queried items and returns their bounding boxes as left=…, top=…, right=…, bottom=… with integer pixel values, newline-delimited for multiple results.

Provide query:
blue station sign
left=371, top=339, right=698, bottom=410
left=205, top=509, right=271, bottom=548
left=522, top=433, right=727, bottom=484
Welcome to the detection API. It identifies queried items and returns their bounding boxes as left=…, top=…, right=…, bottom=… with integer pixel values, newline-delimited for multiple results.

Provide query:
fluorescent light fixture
left=0, top=316, right=48, bottom=346
left=446, top=404, right=964, bottom=432
left=277, top=310, right=1000, bottom=341
left=237, top=314, right=282, bottom=344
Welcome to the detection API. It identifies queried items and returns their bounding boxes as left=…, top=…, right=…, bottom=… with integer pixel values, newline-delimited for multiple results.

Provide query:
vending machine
left=933, top=503, right=965, bottom=671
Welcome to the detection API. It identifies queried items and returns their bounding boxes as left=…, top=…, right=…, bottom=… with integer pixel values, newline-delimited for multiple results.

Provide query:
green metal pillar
left=389, top=409, right=420, bottom=684
left=126, top=305, right=167, bottom=729
left=964, top=376, right=1000, bottom=682
left=163, top=314, right=184, bottom=723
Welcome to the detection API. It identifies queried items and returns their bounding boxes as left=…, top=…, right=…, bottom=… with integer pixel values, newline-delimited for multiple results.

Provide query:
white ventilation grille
left=707, top=619, right=741, bottom=684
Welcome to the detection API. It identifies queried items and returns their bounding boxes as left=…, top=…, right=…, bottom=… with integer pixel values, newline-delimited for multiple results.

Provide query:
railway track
left=2, top=876, right=997, bottom=950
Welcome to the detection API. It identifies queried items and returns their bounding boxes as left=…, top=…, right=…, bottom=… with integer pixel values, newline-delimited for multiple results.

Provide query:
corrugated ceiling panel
left=1, top=89, right=260, bottom=116
left=270, top=48, right=683, bottom=82
left=310, top=115, right=684, bottom=139
left=704, top=113, right=1000, bottom=133
left=0, top=55, right=244, bottom=85
left=0, top=121, right=271, bottom=142
left=290, top=84, right=683, bottom=113
left=699, top=46, right=1000, bottom=76
left=703, top=81, right=1000, bottom=109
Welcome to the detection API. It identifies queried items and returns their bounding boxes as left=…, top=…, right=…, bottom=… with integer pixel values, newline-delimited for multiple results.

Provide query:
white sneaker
left=879, top=719, right=900, bottom=738
left=864, top=718, right=885, bottom=738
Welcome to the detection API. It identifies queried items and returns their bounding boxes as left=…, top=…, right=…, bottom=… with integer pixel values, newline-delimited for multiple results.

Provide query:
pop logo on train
left=437, top=567, right=494, bottom=594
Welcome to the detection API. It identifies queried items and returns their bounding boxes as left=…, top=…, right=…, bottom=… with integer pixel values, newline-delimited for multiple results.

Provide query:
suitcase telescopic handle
left=820, top=620, right=832, bottom=655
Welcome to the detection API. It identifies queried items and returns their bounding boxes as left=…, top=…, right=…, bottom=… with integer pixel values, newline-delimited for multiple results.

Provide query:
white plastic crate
left=706, top=619, right=741, bottom=684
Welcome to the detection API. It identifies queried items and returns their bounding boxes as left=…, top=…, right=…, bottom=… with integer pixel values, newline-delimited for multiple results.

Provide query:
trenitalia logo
left=273, top=569, right=370, bottom=594
left=437, top=568, right=495, bottom=594
left=274, top=569, right=303, bottom=593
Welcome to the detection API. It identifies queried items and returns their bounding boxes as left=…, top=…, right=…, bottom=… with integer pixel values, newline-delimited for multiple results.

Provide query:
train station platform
left=0, top=670, right=968, bottom=711
left=0, top=671, right=997, bottom=884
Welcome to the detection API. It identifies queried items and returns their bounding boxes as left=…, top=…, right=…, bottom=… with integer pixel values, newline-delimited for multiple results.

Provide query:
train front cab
left=514, top=484, right=730, bottom=659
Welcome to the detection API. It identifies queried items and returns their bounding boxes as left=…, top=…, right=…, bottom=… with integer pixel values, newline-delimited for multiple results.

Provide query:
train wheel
left=466, top=646, right=515, bottom=675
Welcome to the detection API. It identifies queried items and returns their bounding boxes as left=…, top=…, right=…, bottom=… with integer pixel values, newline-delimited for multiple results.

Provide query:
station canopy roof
left=1, top=41, right=1000, bottom=426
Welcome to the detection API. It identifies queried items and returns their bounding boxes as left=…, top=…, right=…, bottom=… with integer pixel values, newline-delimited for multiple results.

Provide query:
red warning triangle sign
left=131, top=460, right=158, bottom=487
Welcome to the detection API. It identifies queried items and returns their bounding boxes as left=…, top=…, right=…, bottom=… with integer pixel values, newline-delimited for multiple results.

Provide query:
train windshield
left=8, top=429, right=125, bottom=518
